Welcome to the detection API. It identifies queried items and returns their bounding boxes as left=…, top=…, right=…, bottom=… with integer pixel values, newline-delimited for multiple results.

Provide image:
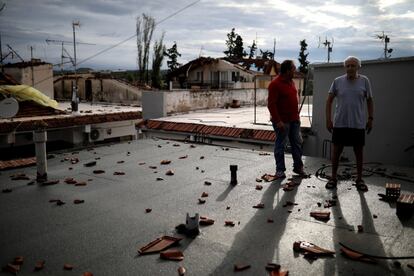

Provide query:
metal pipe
left=34, top=130, right=47, bottom=181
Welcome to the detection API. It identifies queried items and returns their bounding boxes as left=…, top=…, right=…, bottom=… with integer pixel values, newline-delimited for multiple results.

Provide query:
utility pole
left=272, top=38, right=276, bottom=60
left=375, top=31, right=393, bottom=59
left=71, top=21, right=80, bottom=113
left=319, top=37, right=334, bottom=63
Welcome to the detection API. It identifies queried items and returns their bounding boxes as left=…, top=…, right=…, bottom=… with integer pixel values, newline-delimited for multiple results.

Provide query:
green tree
left=248, top=40, right=257, bottom=59
left=152, top=33, right=166, bottom=89
left=259, top=49, right=274, bottom=60
left=136, top=14, right=156, bottom=84
left=224, top=28, right=246, bottom=59
left=298, top=39, right=309, bottom=74
left=164, top=42, right=182, bottom=72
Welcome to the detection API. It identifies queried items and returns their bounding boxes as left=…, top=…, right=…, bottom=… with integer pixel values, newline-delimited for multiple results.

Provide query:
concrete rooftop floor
left=1, top=138, right=414, bottom=276
left=160, top=105, right=313, bottom=130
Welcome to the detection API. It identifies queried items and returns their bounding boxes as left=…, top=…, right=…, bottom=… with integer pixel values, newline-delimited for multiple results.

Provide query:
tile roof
left=0, top=111, right=142, bottom=134
left=145, top=120, right=275, bottom=142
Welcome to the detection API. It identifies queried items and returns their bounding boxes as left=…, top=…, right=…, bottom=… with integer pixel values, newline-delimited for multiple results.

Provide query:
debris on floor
left=256, top=178, right=263, bottom=182
left=357, top=225, right=364, bottom=232
left=261, top=173, right=277, bottom=182
left=253, top=203, right=265, bottom=209
left=160, top=250, right=184, bottom=261
left=225, top=221, right=235, bottom=227
left=396, top=193, right=414, bottom=217
left=198, top=198, right=206, bottom=204
left=82, top=272, right=93, bottom=276
left=10, top=173, right=30, bottom=180
left=310, top=211, right=330, bottom=221
left=41, top=180, right=60, bottom=186
left=113, top=171, right=125, bottom=175
left=178, top=266, right=186, bottom=275
left=63, top=263, right=74, bottom=270
left=201, top=192, right=208, bottom=197
left=204, top=181, right=212, bottom=185
left=265, top=263, right=281, bottom=271
left=234, top=264, right=250, bottom=272
left=339, top=243, right=376, bottom=263
left=145, top=208, right=152, bottom=213
left=179, top=155, right=188, bottom=159
left=138, top=236, right=182, bottom=255
left=74, top=199, right=85, bottom=204
left=93, top=170, right=105, bottom=174
left=293, top=241, right=335, bottom=258
left=256, top=185, right=263, bottom=190
left=161, top=160, right=172, bottom=165
left=34, top=260, right=45, bottom=271
left=2, top=263, right=20, bottom=274
left=84, top=161, right=97, bottom=167
left=199, top=216, right=215, bottom=226
left=166, top=170, right=174, bottom=176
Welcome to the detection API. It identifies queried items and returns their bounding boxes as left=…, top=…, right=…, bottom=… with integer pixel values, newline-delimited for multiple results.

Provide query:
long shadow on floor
left=210, top=178, right=302, bottom=275
left=323, top=188, right=398, bottom=276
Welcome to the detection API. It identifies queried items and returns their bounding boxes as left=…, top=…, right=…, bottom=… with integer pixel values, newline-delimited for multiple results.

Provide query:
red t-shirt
left=267, top=75, right=300, bottom=123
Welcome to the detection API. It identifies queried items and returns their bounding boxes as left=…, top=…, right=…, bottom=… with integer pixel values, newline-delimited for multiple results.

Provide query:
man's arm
left=366, top=97, right=374, bottom=134
left=325, top=93, right=335, bottom=133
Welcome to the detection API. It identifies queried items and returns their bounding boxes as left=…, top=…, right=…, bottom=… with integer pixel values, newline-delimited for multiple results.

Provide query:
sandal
left=355, top=179, right=368, bottom=192
left=325, top=178, right=337, bottom=189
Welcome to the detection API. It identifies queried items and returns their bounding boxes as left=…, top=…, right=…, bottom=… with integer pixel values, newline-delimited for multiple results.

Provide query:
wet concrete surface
left=0, top=138, right=413, bottom=275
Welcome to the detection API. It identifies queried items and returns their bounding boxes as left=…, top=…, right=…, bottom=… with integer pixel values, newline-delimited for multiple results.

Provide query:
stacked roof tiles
left=146, top=120, right=275, bottom=142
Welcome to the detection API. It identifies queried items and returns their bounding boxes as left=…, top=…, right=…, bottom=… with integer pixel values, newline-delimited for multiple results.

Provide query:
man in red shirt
left=267, top=60, right=305, bottom=179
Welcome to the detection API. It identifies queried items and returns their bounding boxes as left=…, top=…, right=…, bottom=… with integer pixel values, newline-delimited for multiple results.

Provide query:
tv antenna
left=374, top=31, right=393, bottom=59
left=199, top=46, right=204, bottom=57
left=318, top=37, right=334, bottom=63
left=45, top=38, right=95, bottom=68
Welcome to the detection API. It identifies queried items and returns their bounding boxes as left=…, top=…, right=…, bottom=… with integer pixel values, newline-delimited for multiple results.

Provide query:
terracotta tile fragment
left=200, top=156, right=205, bottom=159
left=75, top=181, right=87, bottom=186
left=138, top=236, right=182, bottom=254
left=11, top=174, right=30, bottom=180
left=93, top=170, right=105, bottom=174
left=267, top=218, right=274, bottom=223
left=270, top=270, right=289, bottom=276
left=198, top=198, right=206, bottom=204
left=160, top=160, right=171, bottom=165
left=2, top=189, right=12, bottom=193
left=293, top=241, right=335, bottom=256
left=226, top=206, right=230, bottom=210
left=63, top=264, right=73, bottom=270
left=234, top=264, right=250, bottom=272
left=74, top=199, right=85, bottom=204
left=179, top=155, right=188, bottom=159
left=149, top=166, right=157, bottom=169
left=256, top=178, right=263, bottom=182
left=117, top=160, right=125, bottom=164
left=199, top=217, right=215, bottom=225
left=407, top=263, right=414, bottom=270
left=82, top=272, right=93, bottom=276
left=160, top=249, right=184, bottom=261
left=165, top=170, right=174, bottom=176
left=178, top=266, right=186, bottom=275
left=145, top=208, right=152, bottom=213
left=201, top=192, right=208, bottom=197
left=113, top=171, right=125, bottom=175
left=13, top=256, right=24, bottom=265
left=340, top=246, right=376, bottom=263
left=83, top=161, right=96, bottom=167
left=56, top=200, right=66, bottom=206
left=204, top=181, right=212, bottom=185
left=357, top=225, right=364, bottom=232
left=156, top=177, right=164, bottom=181
left=256, top=185, right=263, bottom=190
left=138, top=162, right=146, bottom=165
left=34, top=260, right=45, bottom=271
left=225, top=221, right=235, bottom=227
left=310, top=211, right=330, bottom=221
left=265, top=263, right=281, bottom=271
left=64, top=178, right=77, bottom=184
left=373, top=214, right=378, bottom=219
left=253, top=203, right=265, bottom=209
left=3, top=263, right=20, bottom=274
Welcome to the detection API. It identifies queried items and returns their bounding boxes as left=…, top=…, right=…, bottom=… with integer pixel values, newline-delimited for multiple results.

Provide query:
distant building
left=3, top=59, right=54, bottom=99
left=167, top=57, right=304, bottom=92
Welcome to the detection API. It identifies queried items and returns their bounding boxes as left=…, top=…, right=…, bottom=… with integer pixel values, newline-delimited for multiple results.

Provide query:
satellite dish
left=0, top=97, right=19, bottom=118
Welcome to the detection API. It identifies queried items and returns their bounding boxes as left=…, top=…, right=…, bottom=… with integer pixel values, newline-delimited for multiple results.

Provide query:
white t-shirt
left=328, top=74, right=373, bottom=129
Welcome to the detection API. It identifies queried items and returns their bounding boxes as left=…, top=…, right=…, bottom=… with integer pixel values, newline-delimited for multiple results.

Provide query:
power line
left=5, top=0, right=201, bottom=93
left=77, top=0, right=201, bottom=66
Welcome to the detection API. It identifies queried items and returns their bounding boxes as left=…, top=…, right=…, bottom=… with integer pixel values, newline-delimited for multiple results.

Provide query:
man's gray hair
left=344, top=56, right=361, bottom=67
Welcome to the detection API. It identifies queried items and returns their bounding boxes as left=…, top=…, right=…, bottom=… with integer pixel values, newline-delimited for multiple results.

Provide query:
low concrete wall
left=165, top=89, right=268, bottom=114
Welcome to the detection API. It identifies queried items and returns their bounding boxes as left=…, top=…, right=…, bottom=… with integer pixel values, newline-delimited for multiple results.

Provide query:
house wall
left=54, top=76, right=142, bottom=104
left=307, top=56, right=414, bottom=167
left=164, top=88, right=268, bottom=114
left=187, top=59, right=254, bottom=88
left=4, top=64, right=54, bottom=99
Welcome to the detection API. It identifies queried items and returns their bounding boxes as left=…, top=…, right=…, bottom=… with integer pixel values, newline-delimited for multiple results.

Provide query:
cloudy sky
left=1, top=0, right=413, bottom=70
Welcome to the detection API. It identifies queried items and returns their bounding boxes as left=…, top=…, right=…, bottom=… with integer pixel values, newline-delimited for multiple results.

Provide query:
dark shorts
left=332, top=128, right=365, bottom=146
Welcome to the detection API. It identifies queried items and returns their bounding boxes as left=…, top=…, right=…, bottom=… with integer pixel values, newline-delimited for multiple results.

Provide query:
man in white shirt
left=325, top=56, right=374, bottom=191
